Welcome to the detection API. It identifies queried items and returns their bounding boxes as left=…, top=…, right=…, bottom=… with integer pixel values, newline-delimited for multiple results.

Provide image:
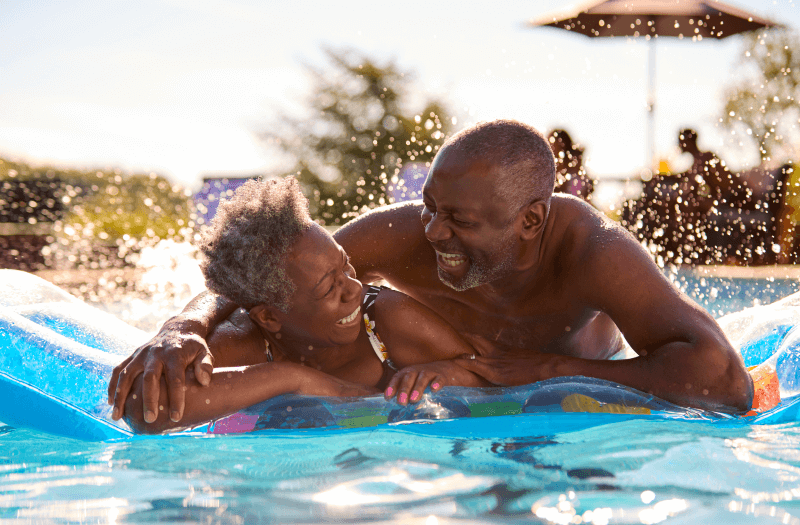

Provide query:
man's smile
left=435, top=250, right=468, bottom=268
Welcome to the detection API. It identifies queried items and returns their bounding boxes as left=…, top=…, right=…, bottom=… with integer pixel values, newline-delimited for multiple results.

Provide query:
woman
left=122, top=177, right=486, bottom=433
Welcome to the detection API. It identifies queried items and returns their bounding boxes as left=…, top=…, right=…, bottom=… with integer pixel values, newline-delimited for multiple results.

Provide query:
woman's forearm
left=124, top=362, right=376, bottom=434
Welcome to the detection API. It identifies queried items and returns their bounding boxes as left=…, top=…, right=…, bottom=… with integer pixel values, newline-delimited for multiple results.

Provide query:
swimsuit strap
left=362, top=285, right=397, bottom=371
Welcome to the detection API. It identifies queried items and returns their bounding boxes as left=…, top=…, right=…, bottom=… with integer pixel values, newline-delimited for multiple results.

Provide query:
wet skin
left=119, top=224, right=486, bottom=433
left=111, top=144, right=753, bottom=420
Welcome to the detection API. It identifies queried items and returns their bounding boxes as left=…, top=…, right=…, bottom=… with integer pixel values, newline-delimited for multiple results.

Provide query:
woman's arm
left=124, top=362, right=378, bottom=434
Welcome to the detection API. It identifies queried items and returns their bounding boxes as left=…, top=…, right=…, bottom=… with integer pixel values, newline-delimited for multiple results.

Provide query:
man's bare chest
left=394, top=278, right=592, bottom=354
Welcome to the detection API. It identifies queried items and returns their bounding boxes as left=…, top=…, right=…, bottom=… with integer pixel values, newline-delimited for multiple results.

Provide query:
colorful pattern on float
left=0, top=269, right=796, bottom=442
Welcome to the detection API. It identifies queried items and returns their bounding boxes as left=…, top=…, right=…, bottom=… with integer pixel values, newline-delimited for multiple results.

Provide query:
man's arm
left=109, top=290, right=239, bottom=423
left=460, top=213, right=752, bottom=413
left=582, top=219, right=752, bottom=412
left=124, top=363, right=378, bottom=434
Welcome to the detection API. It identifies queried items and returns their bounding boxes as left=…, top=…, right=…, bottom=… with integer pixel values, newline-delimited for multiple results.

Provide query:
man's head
left=199, top=177, right=312, bottom=313
left=444, top=120, right=556, bottom=212
left=421, top=119, right=555, bottom=291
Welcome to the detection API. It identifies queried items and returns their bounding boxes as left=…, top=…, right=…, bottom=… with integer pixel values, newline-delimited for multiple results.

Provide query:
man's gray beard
left=437, top=251, right=516, bottom=292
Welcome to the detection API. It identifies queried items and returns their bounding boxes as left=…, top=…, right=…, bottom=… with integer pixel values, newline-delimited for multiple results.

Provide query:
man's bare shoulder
left=548, top=195, right=631, bottom=256
left=334, top=201, right=429, bottom=282
left=335, top=201, right=424, bottom=239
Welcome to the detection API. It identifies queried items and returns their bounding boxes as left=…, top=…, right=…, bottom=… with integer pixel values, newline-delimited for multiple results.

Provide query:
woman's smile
left=337, top=305, right=361, bottom=326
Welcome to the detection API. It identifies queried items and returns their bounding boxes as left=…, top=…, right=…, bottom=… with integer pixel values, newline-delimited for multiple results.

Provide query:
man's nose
left=423, top=211, right=452, bottom=243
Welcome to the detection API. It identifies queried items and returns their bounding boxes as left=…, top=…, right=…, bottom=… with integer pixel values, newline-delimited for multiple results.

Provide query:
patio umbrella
left=528, top=0, right=782, bottom=171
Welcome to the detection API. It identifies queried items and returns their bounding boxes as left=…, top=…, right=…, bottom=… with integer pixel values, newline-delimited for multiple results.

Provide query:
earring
left=264, top=339, right=273, bottom=362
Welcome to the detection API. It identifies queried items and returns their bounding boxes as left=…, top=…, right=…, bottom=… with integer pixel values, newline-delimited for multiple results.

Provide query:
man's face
left=420, top=146, right=521, bottom=291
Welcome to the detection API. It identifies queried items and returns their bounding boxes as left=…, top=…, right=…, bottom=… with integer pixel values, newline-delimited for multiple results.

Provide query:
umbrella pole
left=646, top=37, right=657, bottom=173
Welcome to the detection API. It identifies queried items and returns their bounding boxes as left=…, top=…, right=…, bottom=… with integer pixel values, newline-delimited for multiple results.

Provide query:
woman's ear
left=520, top=200, right=548, bottom=240
left=249, top=304, right=282, bottom=333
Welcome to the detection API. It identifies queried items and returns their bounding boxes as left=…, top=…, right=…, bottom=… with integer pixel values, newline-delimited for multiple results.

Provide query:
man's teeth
left=438, top=251, right=467, bottom=267
left=337, top=306, right=360, bottom=324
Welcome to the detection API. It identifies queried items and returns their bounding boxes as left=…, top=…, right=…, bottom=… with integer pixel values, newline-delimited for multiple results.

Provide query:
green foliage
left=64, top=173, right=191, bottom=241
left=722, top=29, right=800, bottom=165
left=266, top=48, right=454, bottom=225
left=0, top=156, right=193, bottom=268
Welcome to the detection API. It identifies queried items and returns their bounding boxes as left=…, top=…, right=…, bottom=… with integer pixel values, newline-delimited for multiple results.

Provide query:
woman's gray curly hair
left=199, top=177, right=312, bottom=312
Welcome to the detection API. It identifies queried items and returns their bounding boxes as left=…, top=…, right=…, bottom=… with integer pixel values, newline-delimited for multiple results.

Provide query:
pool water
left=2, top=270, right=800, bottom=524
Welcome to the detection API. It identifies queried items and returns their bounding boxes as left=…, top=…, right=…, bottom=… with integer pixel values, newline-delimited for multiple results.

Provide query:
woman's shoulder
left=366, top=285, right=413, bottom=312
left=365, top=284, right=472, bottom=364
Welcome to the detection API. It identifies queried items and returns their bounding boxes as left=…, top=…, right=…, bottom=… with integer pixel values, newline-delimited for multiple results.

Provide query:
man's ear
left=249, top=304, right=282, bottom=332
left=520, top=200, right=548, bottom=240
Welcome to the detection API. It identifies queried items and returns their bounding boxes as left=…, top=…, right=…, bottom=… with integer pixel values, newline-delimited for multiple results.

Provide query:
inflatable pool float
left=0, top=269, right=796, bottom=441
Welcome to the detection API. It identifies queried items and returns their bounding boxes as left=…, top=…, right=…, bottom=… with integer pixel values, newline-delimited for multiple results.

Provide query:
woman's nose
left=342, top=275, right=362, bottom=302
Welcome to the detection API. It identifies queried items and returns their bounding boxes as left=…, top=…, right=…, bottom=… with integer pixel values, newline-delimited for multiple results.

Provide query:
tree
left=722, top=29, right=800, bottom=166
left=265, top=48, right=454, bottom=225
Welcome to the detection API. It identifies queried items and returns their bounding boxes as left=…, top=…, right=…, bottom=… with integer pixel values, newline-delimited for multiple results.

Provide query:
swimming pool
left=2, top=268, right=800, bottom=524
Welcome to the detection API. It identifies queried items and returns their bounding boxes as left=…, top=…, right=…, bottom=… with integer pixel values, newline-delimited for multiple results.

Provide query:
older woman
left=120, top=178, right=486, bottom=433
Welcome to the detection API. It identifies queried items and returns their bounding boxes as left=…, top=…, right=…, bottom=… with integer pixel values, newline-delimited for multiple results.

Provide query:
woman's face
left=276, top=223, right=363, bottom=350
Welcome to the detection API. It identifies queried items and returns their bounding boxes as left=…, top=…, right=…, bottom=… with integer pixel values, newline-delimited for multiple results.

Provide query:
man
left=109, top=119, right=752, bottom=423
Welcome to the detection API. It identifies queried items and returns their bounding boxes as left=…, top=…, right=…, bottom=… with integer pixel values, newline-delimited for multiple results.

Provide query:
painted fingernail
left=385, top=387, right=394, bottom=397
left=144, top=410, right=156, bottom=423
left=170, top=411, right=181, bottom=422
left=432, top=383, right=441, bottom=390
left=410, top=391, right=419, bottom=401
left=399, top=393, right=408, bottom=404
left=112, top=407, right=120, bottom=420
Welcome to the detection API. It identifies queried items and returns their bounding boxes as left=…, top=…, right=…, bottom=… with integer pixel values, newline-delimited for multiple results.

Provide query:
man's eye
left=453, top=218, right=471, bottom=227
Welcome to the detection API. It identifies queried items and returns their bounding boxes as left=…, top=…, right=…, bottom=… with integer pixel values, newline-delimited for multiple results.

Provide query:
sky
left=1, top=0, right=799, bottom=194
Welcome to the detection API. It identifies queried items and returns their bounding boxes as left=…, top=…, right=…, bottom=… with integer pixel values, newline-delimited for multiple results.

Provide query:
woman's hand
left=384, top=359, right=490, bottom=405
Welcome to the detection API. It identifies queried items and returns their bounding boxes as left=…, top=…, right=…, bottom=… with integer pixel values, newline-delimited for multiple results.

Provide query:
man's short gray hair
left=444, top=119, right=556, bottom=213
left=199, top=177, right=312, bottom=312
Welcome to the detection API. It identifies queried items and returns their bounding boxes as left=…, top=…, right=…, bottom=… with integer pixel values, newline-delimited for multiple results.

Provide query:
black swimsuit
left=362, top=285, right=398, bottom=389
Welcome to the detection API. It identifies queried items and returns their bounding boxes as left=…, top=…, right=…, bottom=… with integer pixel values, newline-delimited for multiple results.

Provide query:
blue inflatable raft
left=2, top=269, right=800, bottom=441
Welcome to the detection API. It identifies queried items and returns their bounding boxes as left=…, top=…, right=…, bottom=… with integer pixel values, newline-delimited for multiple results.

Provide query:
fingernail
left=410, top=391, right=419, bottom=401
left=144, top=410, right=156, bottom=423
left=112, top=407, right=119, bottom=420
left=399, top=393, right=407, bottom=404
left=170, top=411, right=181, bottom=422
left=432, top=383, right=441, bottom=390
left=385, top=387, right=394, bottom=396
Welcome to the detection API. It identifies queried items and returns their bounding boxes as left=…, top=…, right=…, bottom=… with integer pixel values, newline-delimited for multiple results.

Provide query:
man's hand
left=456, top=334, right=555, bottom=386
left=384, top=359, right=490, bottom=405
left=453, top=354, right=543, bottom=386
left=108, top=321, right=214, bottom=423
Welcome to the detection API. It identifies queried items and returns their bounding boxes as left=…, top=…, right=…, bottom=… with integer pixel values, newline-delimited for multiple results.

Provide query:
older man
left=109, top=119, right=752, bottom=422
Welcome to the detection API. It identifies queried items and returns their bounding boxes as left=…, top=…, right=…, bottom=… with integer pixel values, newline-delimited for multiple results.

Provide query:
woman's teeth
left=337, top=306, right=360, bottom=324
left=438, top=251, right=468, bottom=267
